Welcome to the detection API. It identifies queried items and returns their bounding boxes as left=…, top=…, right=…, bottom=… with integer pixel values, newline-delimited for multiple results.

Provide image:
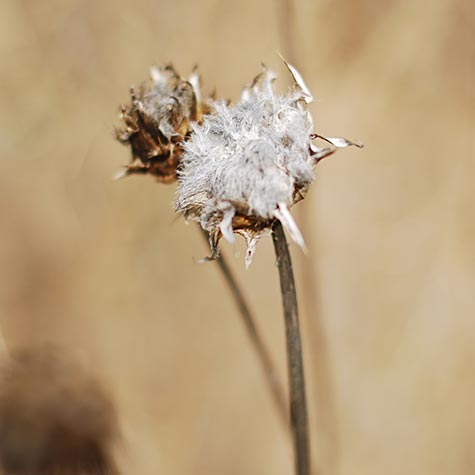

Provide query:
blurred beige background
left=0, top=0, right=473, bottom=474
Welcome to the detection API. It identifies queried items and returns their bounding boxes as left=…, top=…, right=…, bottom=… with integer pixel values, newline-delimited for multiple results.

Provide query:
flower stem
left=199, top=228, right=288, bottom=429
left=272, top=219, right=310, bottom=475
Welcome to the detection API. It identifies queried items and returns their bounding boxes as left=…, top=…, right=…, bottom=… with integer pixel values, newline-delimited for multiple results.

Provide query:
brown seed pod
left=0, top=345, right=119, bottom=475
left=115, top=63, right=213, bottom=183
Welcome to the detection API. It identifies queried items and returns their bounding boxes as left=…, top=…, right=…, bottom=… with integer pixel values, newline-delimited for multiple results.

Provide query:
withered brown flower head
left=0, top=346, right=119, bottom=475
left=115, top=63, right=213, bottom=183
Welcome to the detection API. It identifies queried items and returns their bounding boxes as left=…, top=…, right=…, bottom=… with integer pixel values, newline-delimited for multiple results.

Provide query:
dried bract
left=176, top=61, right=363, bottom=266
left=0, top=346, right=119, bottom=475
left=115, top=64, right=213, bottom=182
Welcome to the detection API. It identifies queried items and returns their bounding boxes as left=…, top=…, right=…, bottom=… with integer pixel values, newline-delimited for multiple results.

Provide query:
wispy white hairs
left=176, top=60, right=362, bottom=266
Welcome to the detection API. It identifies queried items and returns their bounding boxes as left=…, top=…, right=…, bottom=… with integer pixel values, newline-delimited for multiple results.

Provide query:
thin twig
left=272, top=219, right=310, bottom=475
left=198, top=228, right=288, bottom=429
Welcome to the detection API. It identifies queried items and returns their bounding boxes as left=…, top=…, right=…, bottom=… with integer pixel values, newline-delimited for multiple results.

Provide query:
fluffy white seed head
left=175, top=61, right=363, bottom=266
left=176, top=66, right=315, bottom=264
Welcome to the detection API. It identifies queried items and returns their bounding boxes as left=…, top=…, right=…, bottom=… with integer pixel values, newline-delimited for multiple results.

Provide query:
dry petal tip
left=219, top=210, right=236, bottom=245
left=309, top=143, right=336, bottom=163
left=235, top=229, right=270, bottom=269
left=240, top=86, right=252, bottom=102
left=314, top=134, right=364, bottom=149
left=277, top=51, right=313, bottom=104
left=243, top=233, right=263, bottom=269
left=188, top=66, right=202, bottom=103
left=245, top=237, right=258, bottom=269
left=259, top=63, right=277, bottom=92
left=193, top=230, right=221, bottom=264
left=149, top=65, right=161, bottom=83
left=112, top=168, right=129, bottom=181
left=274, top=203, right=307, bottom=252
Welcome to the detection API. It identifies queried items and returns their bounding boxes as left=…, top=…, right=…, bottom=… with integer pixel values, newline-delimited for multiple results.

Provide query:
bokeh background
left=0, top=0, right=473, bottom=474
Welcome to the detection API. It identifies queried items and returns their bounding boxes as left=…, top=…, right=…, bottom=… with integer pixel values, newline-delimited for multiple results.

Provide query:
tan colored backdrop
left=0, top=0, right=473, bottom=474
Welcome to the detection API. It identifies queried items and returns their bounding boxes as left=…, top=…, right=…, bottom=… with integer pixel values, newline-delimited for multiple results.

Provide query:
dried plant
left=174, top=59, right=362, bottom=475
left=115, top=58, right=362, bottom=475
left=0, top=345, right=119, bottom=475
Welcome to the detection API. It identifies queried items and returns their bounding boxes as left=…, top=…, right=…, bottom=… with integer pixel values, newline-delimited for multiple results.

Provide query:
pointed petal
left=277, top=52, right=313, bottom=103
left=150, top=66, right=161, bottom=83
left=259, top=63, right=277, bottom=95
left=309, top=143, right=336, bottom=162
left=240, top=86, right=252, bottom=102
left=235, top=229, right=270, bottom=269
left=188, top=65, right=202, bottom=103
left=219, top=209, right=236, bottom=244
left=316, top=135, right=364, bottom=148
left=274, top=203, right=307, bottom=251
left=112, top=168, right=129, bottom=181
left=194, top=228, right=221, bottom=263
left=245, top=235, right=259, bottom=269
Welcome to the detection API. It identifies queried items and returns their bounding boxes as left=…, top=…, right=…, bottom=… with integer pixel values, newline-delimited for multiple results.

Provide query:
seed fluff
left=176, top=60, right=362, bottom=267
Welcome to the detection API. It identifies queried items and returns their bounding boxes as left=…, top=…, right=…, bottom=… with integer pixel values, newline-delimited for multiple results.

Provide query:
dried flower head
left=115, top=64, right=213, bottom=182
left=176, top=60, right=363, bottom=266
left=0, top=346, right=119, bottom=475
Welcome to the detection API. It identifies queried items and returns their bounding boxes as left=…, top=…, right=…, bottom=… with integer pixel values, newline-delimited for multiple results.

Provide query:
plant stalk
left=272, top=219, right=310, bottom=475
left=199, top=228, right=288, bottom=429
